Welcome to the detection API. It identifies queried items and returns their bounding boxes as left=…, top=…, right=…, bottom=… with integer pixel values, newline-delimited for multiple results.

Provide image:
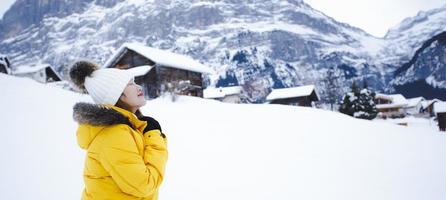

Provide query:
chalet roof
left=266, top=85, right=318, bottom=101
left=376, top=93, right=407, bottom=103
left=13, top=64, right=55, bottom=75
left=375, top=93, right=408, bottom=109
left=204, top=86, right=242, bottom=99
left=125, top=65, right=153, bottom=77
left=406, top=97, right=425, bottom=108
left=376, top=103, right=407, bottom=109
left=104, top=43, right=213, bottom=74
left=421, top=99, right=441, bottom=109
left=434, top=102, right=446, bottom=114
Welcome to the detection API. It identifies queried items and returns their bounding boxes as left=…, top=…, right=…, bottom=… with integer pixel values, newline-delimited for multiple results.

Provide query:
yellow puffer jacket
left=73, top=102, right=168, bottom=200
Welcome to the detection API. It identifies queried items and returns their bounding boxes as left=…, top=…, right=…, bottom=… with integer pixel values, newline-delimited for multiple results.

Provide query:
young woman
left=69, top=61, right=168, bottom=200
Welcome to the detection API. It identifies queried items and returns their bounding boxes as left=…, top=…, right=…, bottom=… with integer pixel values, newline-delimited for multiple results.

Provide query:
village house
left=266, top=85, right=319, bottom=107
left=434, top=102, right=446, bottom=132
left=203, top=86, right=243, bottom=103
left=103, top=43, right=213, bottom=99
left=374, top=93, right=408, bottom=118
left=421, top=99, right=441, bottom=117
left=406, top=97, right=425, bottom=116
left=0, top=55, right=11, bottom=74
left=13, top=64, right=62, bottom=83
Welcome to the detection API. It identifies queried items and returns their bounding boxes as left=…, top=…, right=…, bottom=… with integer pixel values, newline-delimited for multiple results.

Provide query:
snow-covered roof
left=104, top=43, right=213, bottom=74
left=406, top=97, right=425, bottom=107
left=204, top=86, right=242, bottom=99
left=375, top=93, right=408, bottom=109
left=125, top=65, right=153, bottom=77
left=13, top=64, right=52, bottom=75
left=376, top=103, right=407, bottom=109
left=421, top=99, right=441, bottom=109
left=266, top=85, right=317, bottom=101
left=434, top=102, right=446, bottom=114
left=376, top=93, right=408, bottom=104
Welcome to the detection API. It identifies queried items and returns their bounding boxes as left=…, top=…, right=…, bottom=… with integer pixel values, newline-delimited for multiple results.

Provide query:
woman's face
left=119, top=79, right=146, bottom=111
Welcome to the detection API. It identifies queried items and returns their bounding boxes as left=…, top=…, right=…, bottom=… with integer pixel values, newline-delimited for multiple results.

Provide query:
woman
left=69, top=61, right=168, bottom=200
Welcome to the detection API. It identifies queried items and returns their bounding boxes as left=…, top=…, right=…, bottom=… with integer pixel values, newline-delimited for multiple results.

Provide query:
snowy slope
left=1, top=74, right=445, bottom=200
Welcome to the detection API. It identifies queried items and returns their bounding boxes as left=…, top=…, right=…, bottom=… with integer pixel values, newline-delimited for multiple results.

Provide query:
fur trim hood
left=73, top=102, right=148, bottom=149
left=73, top=102, right=134, bottom=128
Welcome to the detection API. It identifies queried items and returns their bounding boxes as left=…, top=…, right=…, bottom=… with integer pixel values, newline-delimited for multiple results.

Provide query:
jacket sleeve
left=97, top=125, right=167, bottom=197
left=143, top=129, right=168, bottom=176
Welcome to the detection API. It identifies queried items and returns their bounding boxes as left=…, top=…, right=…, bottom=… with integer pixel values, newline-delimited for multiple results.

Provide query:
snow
left=12, top=64, right=51, bottom=74
left=125, top=65, right=153, bottom=77
left=266, top=85, right=316, bottom=101
left=376, top=103, right=407, bottom=109
left=203, top=86, right=242, bottom=99
left=406, top=97, right=425, bottom=108
left=434, top=102, right=446, bottom=114
left=1, top=73, right=446, bottom=200
left=374, top=116, right=439, bottom=132
left=103, top=43, right=214, bottom=74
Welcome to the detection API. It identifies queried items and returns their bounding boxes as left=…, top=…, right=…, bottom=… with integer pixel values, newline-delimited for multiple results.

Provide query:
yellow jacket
left=73, top=102, right=168, bottom=200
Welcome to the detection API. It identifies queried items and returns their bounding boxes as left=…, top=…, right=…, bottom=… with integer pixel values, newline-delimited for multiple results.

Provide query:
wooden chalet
left=13, top=64, right=61, bottom=83
left=421, top=99, right=440, bottom=117
left=434, top=102, right=446, bottom=132
left=203, top=86, right=243, bottom=103
left=103, top=43, right=212, bottom=99
left=266, top=85, right=319, bottom=107
left=406, top=97, right=425, bottom=115
left=374, top=94, right=408, bottom=118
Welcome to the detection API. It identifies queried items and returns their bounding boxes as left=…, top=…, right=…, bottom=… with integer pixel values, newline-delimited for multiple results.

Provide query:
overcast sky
left=305, top=0, right=445, bottom=37
left=0, top=0, right=445, bottom=37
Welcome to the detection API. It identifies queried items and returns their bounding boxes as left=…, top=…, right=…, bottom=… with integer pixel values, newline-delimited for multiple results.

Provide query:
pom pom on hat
left=69, top=60, right=134, bottom=105
left=69, top=61, right=99, bottom=91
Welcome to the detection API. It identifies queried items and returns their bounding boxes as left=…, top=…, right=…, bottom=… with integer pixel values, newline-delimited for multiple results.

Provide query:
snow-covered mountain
left=379, top=5, right=446, bottom=100
left=1, top=73, right=445, bottom=200
left=381, top=4, right=446, bottom=65
left=0, top=0, right=445, bottom=101
left=391, top=31, right=446, bottom=100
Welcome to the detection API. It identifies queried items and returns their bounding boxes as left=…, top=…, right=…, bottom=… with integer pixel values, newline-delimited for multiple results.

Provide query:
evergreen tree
left=339, top=81, right=378, bottom=120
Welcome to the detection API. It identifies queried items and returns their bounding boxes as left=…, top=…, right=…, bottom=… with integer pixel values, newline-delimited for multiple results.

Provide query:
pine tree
left=339, top=81, right=378, bottom=120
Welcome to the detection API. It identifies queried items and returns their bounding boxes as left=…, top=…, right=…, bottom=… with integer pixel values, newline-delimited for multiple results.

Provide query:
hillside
left=0, top=74, right=445, bottom=200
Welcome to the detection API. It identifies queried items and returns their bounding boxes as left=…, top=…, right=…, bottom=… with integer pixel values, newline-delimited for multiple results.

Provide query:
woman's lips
left=137, top=92, right=144, bottom=96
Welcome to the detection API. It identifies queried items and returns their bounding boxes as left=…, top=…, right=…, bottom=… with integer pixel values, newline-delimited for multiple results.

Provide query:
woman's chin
left=139, top=100, right=147, bottom=107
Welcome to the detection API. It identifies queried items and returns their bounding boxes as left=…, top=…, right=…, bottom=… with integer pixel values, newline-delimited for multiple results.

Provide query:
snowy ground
left=374, top=116, right=440, bottom=132
left=1, top=73, right=445, bottom=200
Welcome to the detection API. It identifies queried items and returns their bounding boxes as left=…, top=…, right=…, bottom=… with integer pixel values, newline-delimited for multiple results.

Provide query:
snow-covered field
left=1, top=73, right=445, bottom=200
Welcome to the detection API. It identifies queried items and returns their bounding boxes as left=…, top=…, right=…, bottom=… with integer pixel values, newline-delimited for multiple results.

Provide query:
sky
left=0, top=0, right=15, bottom=19
left=0, top=0, right=445, bottom=37
left=305, top=0, right=445, bottom=37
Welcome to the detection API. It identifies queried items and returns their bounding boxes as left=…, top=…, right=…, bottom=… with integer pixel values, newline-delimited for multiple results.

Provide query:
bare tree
left=324, top=67, right=341, bottom=110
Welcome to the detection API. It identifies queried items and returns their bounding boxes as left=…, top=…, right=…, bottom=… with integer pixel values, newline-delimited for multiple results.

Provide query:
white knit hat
left=69, top=61, right=134, bottom=106
left=84, top=68, right=134, bottom=105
